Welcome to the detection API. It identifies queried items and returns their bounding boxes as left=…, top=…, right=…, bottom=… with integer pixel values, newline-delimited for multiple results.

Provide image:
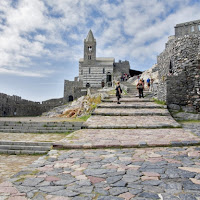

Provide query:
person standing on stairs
left=136, top=79, right=144, bottom=98
left=116, top=81, right=122, bottom=104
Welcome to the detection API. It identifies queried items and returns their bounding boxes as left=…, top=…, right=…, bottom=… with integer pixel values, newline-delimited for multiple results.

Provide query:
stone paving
left=0, top=133, right=67, bottom=142
left=181, top=122, right=200, bottom=137
left=0, top=155, right=40, bottom=183
left=2, top=147, right=200, bottom=200
left=1, top=92, right=200, bottom=199
left=83, top=116, right=180, bottom=129
left=93, top=108, right=170, bottom=116
left=55, top=129, right=200, bottom=149
left=98, top=102, right=165, bottom=109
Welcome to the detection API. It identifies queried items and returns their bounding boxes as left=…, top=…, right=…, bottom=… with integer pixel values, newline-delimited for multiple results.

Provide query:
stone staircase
left=54, top=88, right=200, bottom=149
left=0, top=141, right=52, bottom=155
left=0, top=121, right=83, bottom=133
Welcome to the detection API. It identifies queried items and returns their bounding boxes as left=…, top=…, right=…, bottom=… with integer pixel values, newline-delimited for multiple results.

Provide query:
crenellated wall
left=0, top=93, right=63, bottom=117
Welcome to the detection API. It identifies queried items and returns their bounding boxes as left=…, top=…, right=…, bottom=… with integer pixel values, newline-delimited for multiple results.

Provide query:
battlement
left=175, top=19, right=200, bottom=37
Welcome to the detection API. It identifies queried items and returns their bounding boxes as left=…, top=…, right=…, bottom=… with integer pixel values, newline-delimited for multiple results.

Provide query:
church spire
left=85, top=30, right=95, bottom=42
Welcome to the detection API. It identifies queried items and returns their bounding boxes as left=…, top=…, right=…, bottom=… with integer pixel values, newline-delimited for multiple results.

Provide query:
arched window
left=88, top=46, right=92, bottom=52
left=68, top=95, right=73, bottom=102
left=86, top=83, right=90, bottom=88
left=103, top=68, right=105, bottom=74
left=88, top=55, right=91, bottom=60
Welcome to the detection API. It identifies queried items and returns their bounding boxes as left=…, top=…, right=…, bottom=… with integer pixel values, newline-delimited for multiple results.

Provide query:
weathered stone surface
left=22, top=178, right=44, bottom=187
left=109, top=187, right=128, bottom=196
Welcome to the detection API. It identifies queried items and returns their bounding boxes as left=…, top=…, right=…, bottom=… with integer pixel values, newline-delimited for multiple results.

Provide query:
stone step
left=0, top=145, right=51, bottom=151
left=92, top=108, right=170, bottom=116
left=0, top=149, right=48, bottom=155
left=0, top=129, right=74, bottom=133
left=102, top=98, right=153, bottom=102
left=0, top=121, right=83, bottom=126
left=98, top=102, right=165, bottom=109
left=0, top=126, right=74, bottom=130
left=83, top=115, right=181, bottom=129
left=0, top=141, right=52, bottom=155
left=0, top=141, right=53, bottom=146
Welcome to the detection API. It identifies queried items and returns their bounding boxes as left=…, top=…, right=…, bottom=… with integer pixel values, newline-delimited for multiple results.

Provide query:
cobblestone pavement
left=1, top=93, right=200, bottom=199
left=55, top=128, right=200, bottom=148
left=0, top=133, right=67, bottom=142
left=1, top=147, right=200, bottom=200
left=0, top=155, right=40, bottom=183
left=181, top=122, right=200, bottom=137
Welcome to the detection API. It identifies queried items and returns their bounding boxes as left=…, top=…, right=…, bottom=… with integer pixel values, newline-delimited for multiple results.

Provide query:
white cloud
left=0, top=0, right=200, bottom=77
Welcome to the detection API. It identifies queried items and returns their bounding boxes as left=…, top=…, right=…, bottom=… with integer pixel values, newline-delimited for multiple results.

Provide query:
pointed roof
left=85, top=30, right=95, bottom=42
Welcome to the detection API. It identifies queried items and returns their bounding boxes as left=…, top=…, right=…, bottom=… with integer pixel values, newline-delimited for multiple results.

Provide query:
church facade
left=63, top=30, right=131, bottom=103
left=79, top=30, right=114, bottom=88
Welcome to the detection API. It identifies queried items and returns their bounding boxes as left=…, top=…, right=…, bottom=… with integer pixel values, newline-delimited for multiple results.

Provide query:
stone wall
left=166, top=60, right=200, bottom=112
left=0, top=93, right=43, bottom=116
left=113, top=60, right=130, bottom=78
left=156, top=29, right=200, bottom=112
left=79, top=62, right=114, bottom=88
left=0, top=93, right=64, bottom=117
left=175, top=19, right=200, bottom=38
left=63, top=80, right=86, bottom=104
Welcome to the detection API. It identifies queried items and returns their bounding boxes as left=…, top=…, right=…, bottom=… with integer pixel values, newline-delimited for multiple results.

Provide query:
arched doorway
left=86, top=83, right=90, bottom=88
left=106, top=72, right=112, bottom=87
left=101, top=80, right=105, bottom=88
left=68, top=95, right=73, bottom=102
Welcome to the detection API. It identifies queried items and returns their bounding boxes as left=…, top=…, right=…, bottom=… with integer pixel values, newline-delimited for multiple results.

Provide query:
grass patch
left=123, top=90, right=128, bottom=95
left=108, top=89, right=116, bottom=95
left=177, top=120, right=200, bottom=123
left=152, top=98, right=166, bottom=105
left=78, top=114, right=91, bottom=121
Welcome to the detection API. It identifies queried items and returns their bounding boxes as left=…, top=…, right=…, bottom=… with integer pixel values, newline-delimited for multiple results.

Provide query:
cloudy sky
left=0, top=0, right=199, bottom=101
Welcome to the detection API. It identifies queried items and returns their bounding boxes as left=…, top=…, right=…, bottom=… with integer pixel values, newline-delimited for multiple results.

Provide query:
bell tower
left=84, top=30, right=96, bottom=62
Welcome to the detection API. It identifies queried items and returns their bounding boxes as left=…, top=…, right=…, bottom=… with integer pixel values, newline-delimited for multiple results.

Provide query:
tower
left=84, top=30, right=96, bottom=62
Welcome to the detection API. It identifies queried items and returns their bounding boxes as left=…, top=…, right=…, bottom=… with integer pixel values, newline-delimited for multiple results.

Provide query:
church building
left=79, top=30, right=114, bottom=88
left=63, top=30, right=132, bottom=103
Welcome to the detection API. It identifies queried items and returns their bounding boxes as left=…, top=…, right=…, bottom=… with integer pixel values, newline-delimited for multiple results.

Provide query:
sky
left=0, top=0, right=199, bottom=102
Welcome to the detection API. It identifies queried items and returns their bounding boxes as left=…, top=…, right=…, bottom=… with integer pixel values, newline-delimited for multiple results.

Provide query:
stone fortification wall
left=156, top=32, right=200, bottom=112
left=175, top=19, right=200, bottom=38
left=42, top=98, right=63, bottom=107
left=113, top=60, right=130, bottom=78
left=0, top=93, right=64, bottom=117
left=0, top=93, right=44, bottom=116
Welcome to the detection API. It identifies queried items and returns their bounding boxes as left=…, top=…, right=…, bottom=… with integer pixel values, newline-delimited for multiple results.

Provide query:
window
left=191, top=26, right=195, bottom=32
left=88, top=55, right=91, bottom=60
left=103, top=68, right=105, bottom=74
left=89, top=68, right=91, bottom=74
left=88, top=46, right=92, bottom=52
left=81, top=70, right=83, bottom=75
left=198, top=25, right=200, bottom=31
